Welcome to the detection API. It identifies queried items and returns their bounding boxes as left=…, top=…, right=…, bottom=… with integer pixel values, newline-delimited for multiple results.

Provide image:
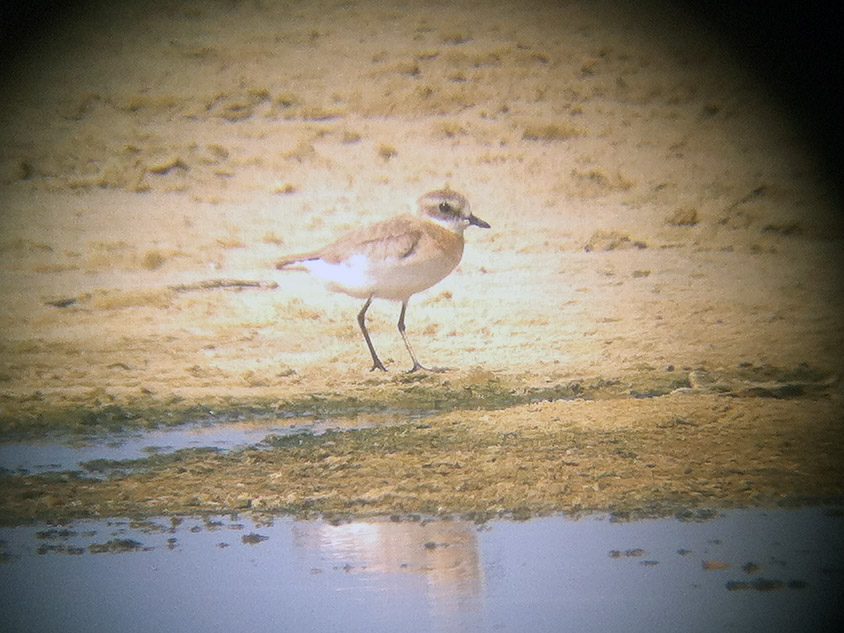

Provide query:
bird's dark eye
left=438, top=202, right=452, bottom=214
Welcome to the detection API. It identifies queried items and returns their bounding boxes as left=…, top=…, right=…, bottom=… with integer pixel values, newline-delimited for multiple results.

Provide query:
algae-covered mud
left=2, top=0, right=844, bottom=525
left=1, top=375, right=842, bottom=523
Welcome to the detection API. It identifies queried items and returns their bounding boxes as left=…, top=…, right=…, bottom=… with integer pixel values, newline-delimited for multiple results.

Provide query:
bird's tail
left=275, top=252, right=320, bottom=269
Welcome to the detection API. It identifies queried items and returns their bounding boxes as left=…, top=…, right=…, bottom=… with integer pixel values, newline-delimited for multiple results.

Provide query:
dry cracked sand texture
left=0, top=0, right=843, bottom=520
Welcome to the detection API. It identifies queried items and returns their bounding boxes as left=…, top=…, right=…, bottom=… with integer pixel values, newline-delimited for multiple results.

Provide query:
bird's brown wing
left=317, top=215, right=424, bottom=264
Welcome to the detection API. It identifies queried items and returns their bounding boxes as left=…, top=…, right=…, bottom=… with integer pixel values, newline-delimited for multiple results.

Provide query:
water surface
left=0, top=417, right=362, bottom=475
left=1, top=507, right=841, bottom=633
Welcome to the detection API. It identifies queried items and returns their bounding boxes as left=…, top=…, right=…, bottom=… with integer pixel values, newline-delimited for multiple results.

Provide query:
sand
left=1, top=0, right=842, bottom=521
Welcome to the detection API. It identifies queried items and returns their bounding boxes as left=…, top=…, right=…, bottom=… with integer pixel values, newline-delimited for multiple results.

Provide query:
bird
left=275, top=188, right=490, bottom=372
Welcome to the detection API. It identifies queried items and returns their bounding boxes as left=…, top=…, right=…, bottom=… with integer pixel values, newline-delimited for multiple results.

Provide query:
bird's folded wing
left=319, top=216, right=424, bottom=264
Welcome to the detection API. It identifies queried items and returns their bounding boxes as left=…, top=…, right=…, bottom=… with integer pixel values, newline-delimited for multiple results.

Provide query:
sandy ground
left=1, top=0, right=843, bottom=521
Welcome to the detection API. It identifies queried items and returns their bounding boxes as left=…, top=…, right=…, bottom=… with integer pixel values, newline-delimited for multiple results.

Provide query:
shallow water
left=1, top=507, right=841, bottom=633
left=0, top=417, right=370, bottom=474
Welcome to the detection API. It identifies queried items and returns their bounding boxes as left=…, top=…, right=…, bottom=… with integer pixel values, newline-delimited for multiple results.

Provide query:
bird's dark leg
left=397, top=300, right=428, bottom=373
left=358, top=296, right=387, bottom=372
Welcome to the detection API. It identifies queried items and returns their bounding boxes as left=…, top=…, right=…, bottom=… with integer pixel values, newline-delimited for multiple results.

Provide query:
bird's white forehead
left=421, top=189, right=468, bottom=208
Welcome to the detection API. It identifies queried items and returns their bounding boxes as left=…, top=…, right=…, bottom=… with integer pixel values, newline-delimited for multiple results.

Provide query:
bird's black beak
left=468, top=214, right=490, bottom=229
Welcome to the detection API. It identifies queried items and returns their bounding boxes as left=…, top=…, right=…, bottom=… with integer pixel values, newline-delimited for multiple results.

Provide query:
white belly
left=303, top=253, right=459, bottom=301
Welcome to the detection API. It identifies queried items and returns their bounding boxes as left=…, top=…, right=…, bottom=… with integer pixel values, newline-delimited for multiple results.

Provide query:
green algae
left=2, top=362, right=834, bottom=440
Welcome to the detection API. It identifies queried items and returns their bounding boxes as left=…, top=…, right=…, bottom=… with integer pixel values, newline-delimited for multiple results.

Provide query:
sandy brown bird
left=275, top=189, right=490, bottom=371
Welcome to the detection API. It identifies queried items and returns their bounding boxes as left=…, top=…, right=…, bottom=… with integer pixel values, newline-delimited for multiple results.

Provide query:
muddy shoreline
left=2, top=364, right=842, bottom=525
